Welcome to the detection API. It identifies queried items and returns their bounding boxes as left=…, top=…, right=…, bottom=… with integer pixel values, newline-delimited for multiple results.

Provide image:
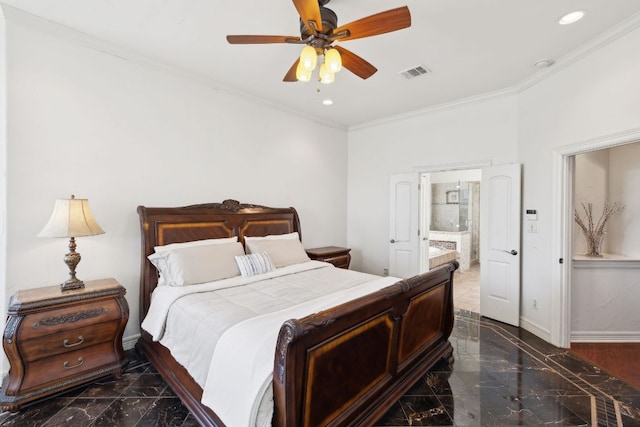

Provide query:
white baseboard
left=520, top=316, right=551, bottom=343
left=123, top=334, right=140, bottom=351
left=571, top=331, right=640, bottom=342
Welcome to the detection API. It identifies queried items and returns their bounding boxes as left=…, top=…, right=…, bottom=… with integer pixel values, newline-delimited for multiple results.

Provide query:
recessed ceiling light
left=534, top=59, right=555, bottom=69
left=558, top=10, right=585, bottom=25
left=322, top=99, right=333, bottom=106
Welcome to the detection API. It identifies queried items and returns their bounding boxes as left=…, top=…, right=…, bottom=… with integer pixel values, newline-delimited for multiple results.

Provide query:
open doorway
left=552, top=131, right=640, bottom=348
left=420, top=169, right=482, bottom=313
left=391, top=163, right=520, bottom=322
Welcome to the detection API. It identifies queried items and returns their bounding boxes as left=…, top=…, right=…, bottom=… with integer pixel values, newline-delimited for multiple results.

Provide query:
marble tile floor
left=1, top=310, right=639, bottom=426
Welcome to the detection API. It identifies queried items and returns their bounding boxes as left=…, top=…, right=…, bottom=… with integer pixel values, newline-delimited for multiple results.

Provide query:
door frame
left=552, top=126, right=640, bottom=348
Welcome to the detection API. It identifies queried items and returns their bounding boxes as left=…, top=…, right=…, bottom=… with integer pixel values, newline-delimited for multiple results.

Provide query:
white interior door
left=480, top=163, right=522, bottom=326
left=419, top=173, right=432, bottom=273
left=389, top=173, right=419, bottom=278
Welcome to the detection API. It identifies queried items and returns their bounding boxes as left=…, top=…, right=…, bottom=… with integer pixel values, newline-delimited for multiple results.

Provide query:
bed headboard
left=137, top=199, right=301, bottom=320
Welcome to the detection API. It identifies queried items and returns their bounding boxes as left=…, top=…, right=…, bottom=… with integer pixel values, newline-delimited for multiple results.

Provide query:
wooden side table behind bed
left=305, top=246, right=351, bottom=269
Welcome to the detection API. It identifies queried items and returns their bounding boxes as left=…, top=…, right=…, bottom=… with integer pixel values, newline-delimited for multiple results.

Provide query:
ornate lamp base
left=61, top=237, right=85, bottom=291
left=61, top=277, right=85, bottom=291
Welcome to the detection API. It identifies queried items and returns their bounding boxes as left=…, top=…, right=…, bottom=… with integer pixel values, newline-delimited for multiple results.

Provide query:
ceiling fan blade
left=292, top=0, right=323, bottom=33
left=283, top=58, right=300, bottom=82
left=332, top=6, right=411, bottom=41
left=226, top=35, right=300, bottom=44
left=334, top=46, right=377, bottom=79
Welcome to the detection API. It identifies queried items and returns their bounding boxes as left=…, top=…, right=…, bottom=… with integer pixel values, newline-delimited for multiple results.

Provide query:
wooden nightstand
left=0, top=278, right=129, bottom=412
left=306, top=246, right=351, bottom=269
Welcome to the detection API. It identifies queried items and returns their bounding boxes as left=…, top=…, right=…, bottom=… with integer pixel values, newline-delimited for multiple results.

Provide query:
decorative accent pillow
left=245, top=238, right=310, bottom=268
left=235, top=252, right=276, bottom=277
left=148, top=241, right=244, bottom=286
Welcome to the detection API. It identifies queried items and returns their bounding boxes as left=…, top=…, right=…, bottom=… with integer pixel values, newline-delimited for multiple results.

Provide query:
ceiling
left=3, top=0, right=640, bottom=128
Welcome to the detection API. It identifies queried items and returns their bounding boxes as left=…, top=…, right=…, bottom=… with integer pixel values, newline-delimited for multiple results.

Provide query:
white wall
left=347, top=95, right=518, bottom=276
left=608, top=143, right=640, bottom=256
left=348, top=23, right=640, bottom=344
left=0, top=9, right=7, bottom=344
left=2, top=10, right=349, bottom=369
left=573, top=144, right=640, bottom=257
left=517, top=24, right=640, bottom=340
left=573, top=150, right=609, bottom=255
left=571, top=262, right=640, bottom=341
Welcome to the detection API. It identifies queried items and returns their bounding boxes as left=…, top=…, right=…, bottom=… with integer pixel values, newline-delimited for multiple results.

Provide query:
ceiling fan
left=226, top=0, right=411, bottom=83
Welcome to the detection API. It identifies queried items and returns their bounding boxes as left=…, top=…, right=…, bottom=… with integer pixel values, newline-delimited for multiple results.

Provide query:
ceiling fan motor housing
left=300, top=6, right=338, bottom=39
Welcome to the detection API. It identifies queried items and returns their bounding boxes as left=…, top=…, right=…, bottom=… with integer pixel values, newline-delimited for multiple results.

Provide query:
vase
left=584, top=231, right=605, bottom=257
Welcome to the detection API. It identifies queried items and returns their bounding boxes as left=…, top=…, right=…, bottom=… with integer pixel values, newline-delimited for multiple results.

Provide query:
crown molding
left=352, top=11, right=640, bottom=132
left=349, top=87, right=516, bottom=131
left=0, top=4, right=347, bottom=132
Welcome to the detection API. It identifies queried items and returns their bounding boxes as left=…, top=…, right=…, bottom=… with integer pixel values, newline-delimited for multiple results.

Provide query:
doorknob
left=390, top=239, right=396, bottom=243
left=504, top=249, right=518, bottom=255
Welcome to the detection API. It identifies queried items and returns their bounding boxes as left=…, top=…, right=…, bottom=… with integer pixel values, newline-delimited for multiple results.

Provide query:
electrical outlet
left=532, top=299, right=538, bottom=309
left=383, top=268, right=389, bottom=277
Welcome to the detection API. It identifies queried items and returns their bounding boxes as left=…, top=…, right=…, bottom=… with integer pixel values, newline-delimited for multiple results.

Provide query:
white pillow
left=235, top=252, right=276, bottom=277
left=148, top=241, right=244, bottom=286
left=154, top=236, right=238, bottom=253
left=245, top=238, right=310, bottom=268
left=244, top=232, right=299, bottom=242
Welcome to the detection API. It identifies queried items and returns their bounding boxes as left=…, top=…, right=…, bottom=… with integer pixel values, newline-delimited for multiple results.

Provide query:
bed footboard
left=272, top=262, right=457, bottom=427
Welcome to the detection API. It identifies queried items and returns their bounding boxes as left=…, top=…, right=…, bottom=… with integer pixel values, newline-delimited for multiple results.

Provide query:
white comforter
left=141, top=261, right=398, bottom=426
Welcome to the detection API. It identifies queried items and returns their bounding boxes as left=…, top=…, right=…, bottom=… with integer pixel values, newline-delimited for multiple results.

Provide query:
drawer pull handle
left=63, top=336, right=84, bottom=348
left=63, top=357, right=84, bottom=370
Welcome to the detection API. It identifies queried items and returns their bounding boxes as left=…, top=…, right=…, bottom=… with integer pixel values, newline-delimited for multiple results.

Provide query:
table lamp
left=38, top=195, right=105, bottom=291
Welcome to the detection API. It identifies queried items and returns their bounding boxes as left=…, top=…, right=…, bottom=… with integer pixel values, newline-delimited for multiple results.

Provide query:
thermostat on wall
left=526, top=209, right=537, bottom=221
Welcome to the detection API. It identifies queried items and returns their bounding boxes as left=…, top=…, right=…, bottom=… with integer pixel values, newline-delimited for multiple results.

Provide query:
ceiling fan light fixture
left=325, top=48, right=342, bottom=73
left=296, top=61, right=313, bottom=82
left=319, top=63, right=334, bottom=84
left=300, top=46, right=318, bottom=71
left=558, top=10, right=585, bottom=25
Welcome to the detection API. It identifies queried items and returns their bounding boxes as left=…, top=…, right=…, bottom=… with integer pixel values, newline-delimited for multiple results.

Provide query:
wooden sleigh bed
left=137, top=200, right=457, bottom=427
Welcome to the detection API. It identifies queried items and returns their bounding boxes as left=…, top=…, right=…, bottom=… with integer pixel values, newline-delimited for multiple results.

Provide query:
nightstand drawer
left=18, top=299, right=120, bottom=340
left=19, top=320, right=121, bottom=362
left=20, top=342, right=117, bottom=392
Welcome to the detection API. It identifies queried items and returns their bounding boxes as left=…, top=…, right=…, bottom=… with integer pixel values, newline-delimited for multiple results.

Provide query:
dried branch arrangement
left=574, top=201, right=625, bottom=256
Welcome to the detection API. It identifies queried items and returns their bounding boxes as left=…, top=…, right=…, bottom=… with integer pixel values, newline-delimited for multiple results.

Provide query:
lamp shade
left=38, top=195, right=104, bottom=238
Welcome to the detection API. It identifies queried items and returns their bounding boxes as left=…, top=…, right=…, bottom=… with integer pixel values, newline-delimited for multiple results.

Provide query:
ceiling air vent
left=399, top=65, right=430, bottom=80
